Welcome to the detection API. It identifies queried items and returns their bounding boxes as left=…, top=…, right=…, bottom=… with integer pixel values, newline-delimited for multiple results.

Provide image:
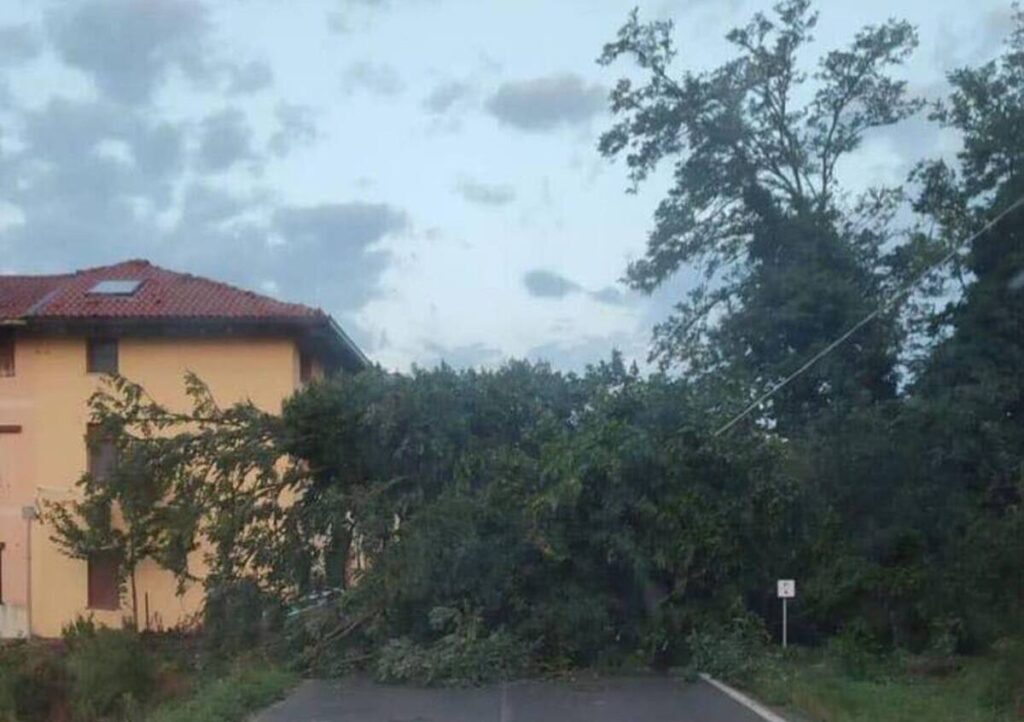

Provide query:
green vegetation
left=0, top=641, right=66, bottom=722
left=37, top=1, right=1024, bottom=718
left=64, top=623, right=156, bottom=721
left=744, top=642, right=1024, bottom=722
left=146, top=663, right=296, bottom=722
left=0, top=618, right=295, bottom=722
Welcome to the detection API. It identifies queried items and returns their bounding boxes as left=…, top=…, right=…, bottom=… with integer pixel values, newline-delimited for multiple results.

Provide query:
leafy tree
left=598, top=0, right=921, bottom=430
left=279, top=357, right=803, bottom=673
left=44, top=376, right=193, bottom=629
left=280, top=360, right=585, bottom=589
left=38, top=13, right=1024, bottom=666
left=906, top=9, right=1024, bottom=643
left=45, top=374, right=302, bottom=628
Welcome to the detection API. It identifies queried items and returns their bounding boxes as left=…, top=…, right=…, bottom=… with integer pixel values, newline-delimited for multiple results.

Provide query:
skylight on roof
left=89, top=280, right=143, bottom=296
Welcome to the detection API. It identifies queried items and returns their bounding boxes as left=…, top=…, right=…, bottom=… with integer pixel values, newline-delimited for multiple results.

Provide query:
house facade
left=0, top=260, right=366, bottom=637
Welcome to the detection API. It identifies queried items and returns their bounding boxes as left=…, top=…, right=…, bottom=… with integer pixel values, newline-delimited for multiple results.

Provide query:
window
left=87, top=550, right=120, bottom=610
left=88, top=280, right=142, bottom=296
left=86, top=338, right=118, bottom=374
left=0, top=330, right=12, bottom=377
left=87, top=424, right=118, bottom=482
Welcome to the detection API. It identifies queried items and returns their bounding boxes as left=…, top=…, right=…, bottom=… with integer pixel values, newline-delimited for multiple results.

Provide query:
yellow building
left=0, top=260, right=366, bottom=637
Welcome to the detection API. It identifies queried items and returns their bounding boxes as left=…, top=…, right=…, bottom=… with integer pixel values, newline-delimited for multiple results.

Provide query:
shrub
left=0, top=664, right=15, bottom=722
left=65, top=626, right=155, bottom=721
left=61, top=615, right=100, bottom=647
left=684, top=614, right=770, bottom=681
left=374, top=607, right=530, bottom=686
left=147, top=663, right=296, bottom=722
left=825, top=622, right=890, bottom=681
left=978, top=637, right=1024, bottom=714
left=0, top=641, right=67, bottom=722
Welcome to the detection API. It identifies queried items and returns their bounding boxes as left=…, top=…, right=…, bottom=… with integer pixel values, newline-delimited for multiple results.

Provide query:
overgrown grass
left=146, top=662, right=297, bottom=722
left=742, top=642, right=1024, bottom=722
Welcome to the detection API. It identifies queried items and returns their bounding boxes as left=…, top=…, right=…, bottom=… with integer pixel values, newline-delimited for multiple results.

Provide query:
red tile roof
left=0, top=260, right=324, bottom=321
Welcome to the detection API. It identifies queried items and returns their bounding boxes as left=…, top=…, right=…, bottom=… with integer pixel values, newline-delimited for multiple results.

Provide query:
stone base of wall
left=0, top=603, right=29, bottom=637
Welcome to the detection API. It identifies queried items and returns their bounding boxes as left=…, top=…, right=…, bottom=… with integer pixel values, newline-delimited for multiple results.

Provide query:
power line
left=713, top=192, right=1024, bottom=438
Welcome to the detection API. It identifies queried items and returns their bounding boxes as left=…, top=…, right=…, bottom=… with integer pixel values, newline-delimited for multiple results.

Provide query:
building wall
left=0, top=334, right=301, bottom=637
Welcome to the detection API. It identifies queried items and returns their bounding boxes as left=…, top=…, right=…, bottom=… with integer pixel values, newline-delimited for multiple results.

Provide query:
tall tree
left=599, top=0, right=922, bottom=430
left=908, top=10, right=1024, bottom=635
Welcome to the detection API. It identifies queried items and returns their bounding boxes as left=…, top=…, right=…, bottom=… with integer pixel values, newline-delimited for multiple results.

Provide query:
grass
left=741, top=643, right=1024, bottom=722
left=146, top=661, right=298, bottom=722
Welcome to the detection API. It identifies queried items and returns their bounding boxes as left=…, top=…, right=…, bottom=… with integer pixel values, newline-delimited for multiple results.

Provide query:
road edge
left=698, top=673, right=791, bottom=722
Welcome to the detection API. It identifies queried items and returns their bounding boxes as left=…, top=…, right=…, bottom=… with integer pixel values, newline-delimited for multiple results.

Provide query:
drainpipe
left=21, top=505, right=36, bottom=637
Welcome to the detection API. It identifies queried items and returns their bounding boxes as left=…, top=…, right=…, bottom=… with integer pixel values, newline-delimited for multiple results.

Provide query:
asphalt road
left=255, top=675, right=775, bottom=722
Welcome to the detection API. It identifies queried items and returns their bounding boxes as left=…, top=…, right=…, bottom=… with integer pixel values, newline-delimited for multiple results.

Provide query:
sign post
left=777, top=579, right=795, bottom=649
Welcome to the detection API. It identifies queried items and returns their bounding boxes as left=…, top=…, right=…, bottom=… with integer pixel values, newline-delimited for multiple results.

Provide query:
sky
left=0, top=0, right=1014, bottom=372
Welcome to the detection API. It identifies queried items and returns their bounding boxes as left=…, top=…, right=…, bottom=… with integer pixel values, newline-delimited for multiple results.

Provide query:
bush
left=825, top=622, right=890, bottom=681
left=0, top=664, right=14, bottom=722
left=374, top=607, right=530, bottom=686
left=684, top=614, right=770, bottom=681
left=978, top=637, right=1024, bottom=714
left=147, top=662, right=295, bottom=722
left=64, top=624, right=155, bottom=721
left=0, top=642, right=67, bottom=722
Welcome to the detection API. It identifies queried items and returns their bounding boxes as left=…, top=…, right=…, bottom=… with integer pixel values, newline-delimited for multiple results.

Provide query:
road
left=255, top=675, right=778, bottom=722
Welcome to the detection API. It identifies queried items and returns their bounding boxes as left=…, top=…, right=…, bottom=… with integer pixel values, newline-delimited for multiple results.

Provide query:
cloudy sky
left=0, top=0, right=1013, bottom=371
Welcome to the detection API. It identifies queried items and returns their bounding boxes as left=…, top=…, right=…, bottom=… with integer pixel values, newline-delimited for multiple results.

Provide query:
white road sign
left=777, top=579, right=796, bottom=599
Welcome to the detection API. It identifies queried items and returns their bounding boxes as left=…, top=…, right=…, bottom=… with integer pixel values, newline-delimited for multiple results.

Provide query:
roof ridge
left=1, top=258, right=326, bottom=321
left=71, top=259, right=152, bottom=277
left=160, top=262, right=326, bottom=316
left=0, top=259, right=152, bottom=281
left=0, top=271, right=73, bottom=281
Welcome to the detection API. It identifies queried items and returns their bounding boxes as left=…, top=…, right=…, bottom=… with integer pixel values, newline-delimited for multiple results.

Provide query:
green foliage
left=825, top=623, right=890, bottom=681
left=145, top=662, right=296, bottom=722
left=202, top=580, right=284, bottom=658
left=36, top=5, right=1024, bottom=700
left=598, top=1, right=921, bottom=425
left=279, top=358, right=800, bottom=675
left=0, top=667, right=15, bottom=722
left=64, top=623, right=155, bottom=721
left=374, top=608, right=529, bottom=686
left=43, top=371, right=304, bottom=633
left=0, top=642, right=67, bottom=722
left=683, top=613, right=770, bottom=681
left=748, top=643, right=1024, bottom=722
left=0, top=625, right=159, bottom=722
left=0, top=628, right=289, bottom=722
left=978, top=638, right=1024, bottom=714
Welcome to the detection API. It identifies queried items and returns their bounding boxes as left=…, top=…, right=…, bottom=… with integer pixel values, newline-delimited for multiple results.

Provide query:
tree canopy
left=44, top=1, right=1024, bottom=684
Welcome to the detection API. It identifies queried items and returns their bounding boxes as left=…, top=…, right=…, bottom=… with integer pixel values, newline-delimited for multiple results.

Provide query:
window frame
left=86, top=337, right=119, bottom=374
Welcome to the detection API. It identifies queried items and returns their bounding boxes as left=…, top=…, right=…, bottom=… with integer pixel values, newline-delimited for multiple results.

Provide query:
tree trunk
left=130, top=566, right=139, bottom=632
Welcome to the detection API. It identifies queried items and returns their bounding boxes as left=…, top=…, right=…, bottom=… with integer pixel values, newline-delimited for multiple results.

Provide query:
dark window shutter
left=87, top=551, right=120, bottom=610
left=86, top=424, right=118, bottom=482
left=87, top=338, right=118, bottom=374
left=0, top=331, right=13, bottom=377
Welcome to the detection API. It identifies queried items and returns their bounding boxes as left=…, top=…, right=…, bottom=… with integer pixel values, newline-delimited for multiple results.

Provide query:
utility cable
left=713, top=193, right=1024, bottom=437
